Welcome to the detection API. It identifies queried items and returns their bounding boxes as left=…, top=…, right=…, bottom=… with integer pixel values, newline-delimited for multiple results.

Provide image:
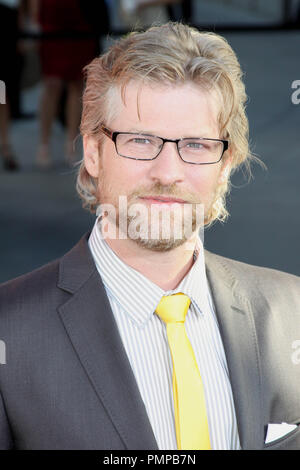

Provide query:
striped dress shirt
left=88, top=217, right=241, bottom=450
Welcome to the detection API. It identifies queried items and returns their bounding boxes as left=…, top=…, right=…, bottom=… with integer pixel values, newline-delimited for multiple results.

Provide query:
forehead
left=109, top=80, right=221, bottom=137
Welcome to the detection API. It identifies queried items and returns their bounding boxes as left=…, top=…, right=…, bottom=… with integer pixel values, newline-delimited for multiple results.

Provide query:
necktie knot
left=155, top=293, right=191, bottom=324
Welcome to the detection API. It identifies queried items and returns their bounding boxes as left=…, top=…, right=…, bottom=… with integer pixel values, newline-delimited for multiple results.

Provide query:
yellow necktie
left=155, top=293, right=211, bottom=450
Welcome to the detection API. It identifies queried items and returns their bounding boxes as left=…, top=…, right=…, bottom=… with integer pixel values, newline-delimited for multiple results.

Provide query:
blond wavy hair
left=77, top=22, right=262, bottom=227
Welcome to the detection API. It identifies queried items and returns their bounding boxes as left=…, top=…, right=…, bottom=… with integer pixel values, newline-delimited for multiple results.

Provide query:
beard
left=97, top=189, right=209, bottom=253
left=122, top=199, right=204, bottom=252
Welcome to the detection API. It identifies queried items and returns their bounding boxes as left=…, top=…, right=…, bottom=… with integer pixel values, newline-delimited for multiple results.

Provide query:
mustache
left=129, top=185, right=200, bottom=205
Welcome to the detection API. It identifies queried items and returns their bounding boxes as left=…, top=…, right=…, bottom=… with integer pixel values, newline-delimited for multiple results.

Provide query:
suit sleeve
left=0, top=389, right=13, bottom=449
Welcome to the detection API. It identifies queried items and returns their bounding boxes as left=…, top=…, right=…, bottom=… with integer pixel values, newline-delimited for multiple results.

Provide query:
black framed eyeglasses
left=100, top=124, right=229, bottom=165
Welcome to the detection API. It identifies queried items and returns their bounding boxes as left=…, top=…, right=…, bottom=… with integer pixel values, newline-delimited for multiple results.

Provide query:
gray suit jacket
left=0, top=232, right=299, bottom=450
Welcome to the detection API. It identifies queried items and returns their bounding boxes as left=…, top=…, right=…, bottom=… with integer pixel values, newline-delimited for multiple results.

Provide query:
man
left=0, top=23, right=299, bottom=450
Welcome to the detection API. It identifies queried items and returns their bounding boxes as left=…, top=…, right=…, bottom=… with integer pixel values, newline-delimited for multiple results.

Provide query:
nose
left=147, top=141, right=185, bottom=185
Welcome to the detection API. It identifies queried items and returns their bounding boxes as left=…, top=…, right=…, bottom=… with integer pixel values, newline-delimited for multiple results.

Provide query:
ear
left=218, top=155, right=232, bottom=184
left=83, top=134, right=99, bottom=178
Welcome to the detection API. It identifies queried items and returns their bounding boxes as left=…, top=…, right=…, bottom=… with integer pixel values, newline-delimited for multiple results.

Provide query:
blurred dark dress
left=38, top=0, right=109, bottom=80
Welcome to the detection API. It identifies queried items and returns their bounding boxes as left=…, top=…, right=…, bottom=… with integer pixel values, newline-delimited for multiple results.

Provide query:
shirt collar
left=88, top=216, right=210, bottom=328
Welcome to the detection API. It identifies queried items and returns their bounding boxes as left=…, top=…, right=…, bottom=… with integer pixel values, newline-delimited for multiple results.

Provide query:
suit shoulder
left=204, top=249, right=300, bottom=289
left=0, top=257, right=61, bottom=314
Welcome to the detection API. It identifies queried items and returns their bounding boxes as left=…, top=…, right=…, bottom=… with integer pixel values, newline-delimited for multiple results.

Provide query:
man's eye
left=132, top=138, right=150, bottom=144
left=186, top=142, right=204, bottom=149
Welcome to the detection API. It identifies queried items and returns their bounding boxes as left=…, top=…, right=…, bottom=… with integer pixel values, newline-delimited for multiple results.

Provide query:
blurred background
left=0, top=0, right=299, bottom=283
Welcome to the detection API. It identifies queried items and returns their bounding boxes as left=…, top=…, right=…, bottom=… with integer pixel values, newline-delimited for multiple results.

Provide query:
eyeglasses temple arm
left=100, top=125, right=113, bottom=139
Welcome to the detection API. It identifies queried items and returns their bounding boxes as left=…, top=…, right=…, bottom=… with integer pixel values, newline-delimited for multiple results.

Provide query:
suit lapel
left=57, top=234, right=158, bottom=450
left=204, top=250, right=264, bottom=450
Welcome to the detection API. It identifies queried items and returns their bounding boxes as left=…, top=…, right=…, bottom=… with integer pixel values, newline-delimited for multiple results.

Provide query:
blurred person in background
left=30, top=0, right=109, bottom=169
left=0, top=0, right=22, bottom=171
left=167, top=0, right=192, bottom=23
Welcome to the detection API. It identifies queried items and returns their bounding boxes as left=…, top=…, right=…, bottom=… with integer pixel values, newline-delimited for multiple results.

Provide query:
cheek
left=192, top=168, right=220, bottom=196
left=101, top=151, right=143, bottom=194
left=114, top=155, right=149, bottom=185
